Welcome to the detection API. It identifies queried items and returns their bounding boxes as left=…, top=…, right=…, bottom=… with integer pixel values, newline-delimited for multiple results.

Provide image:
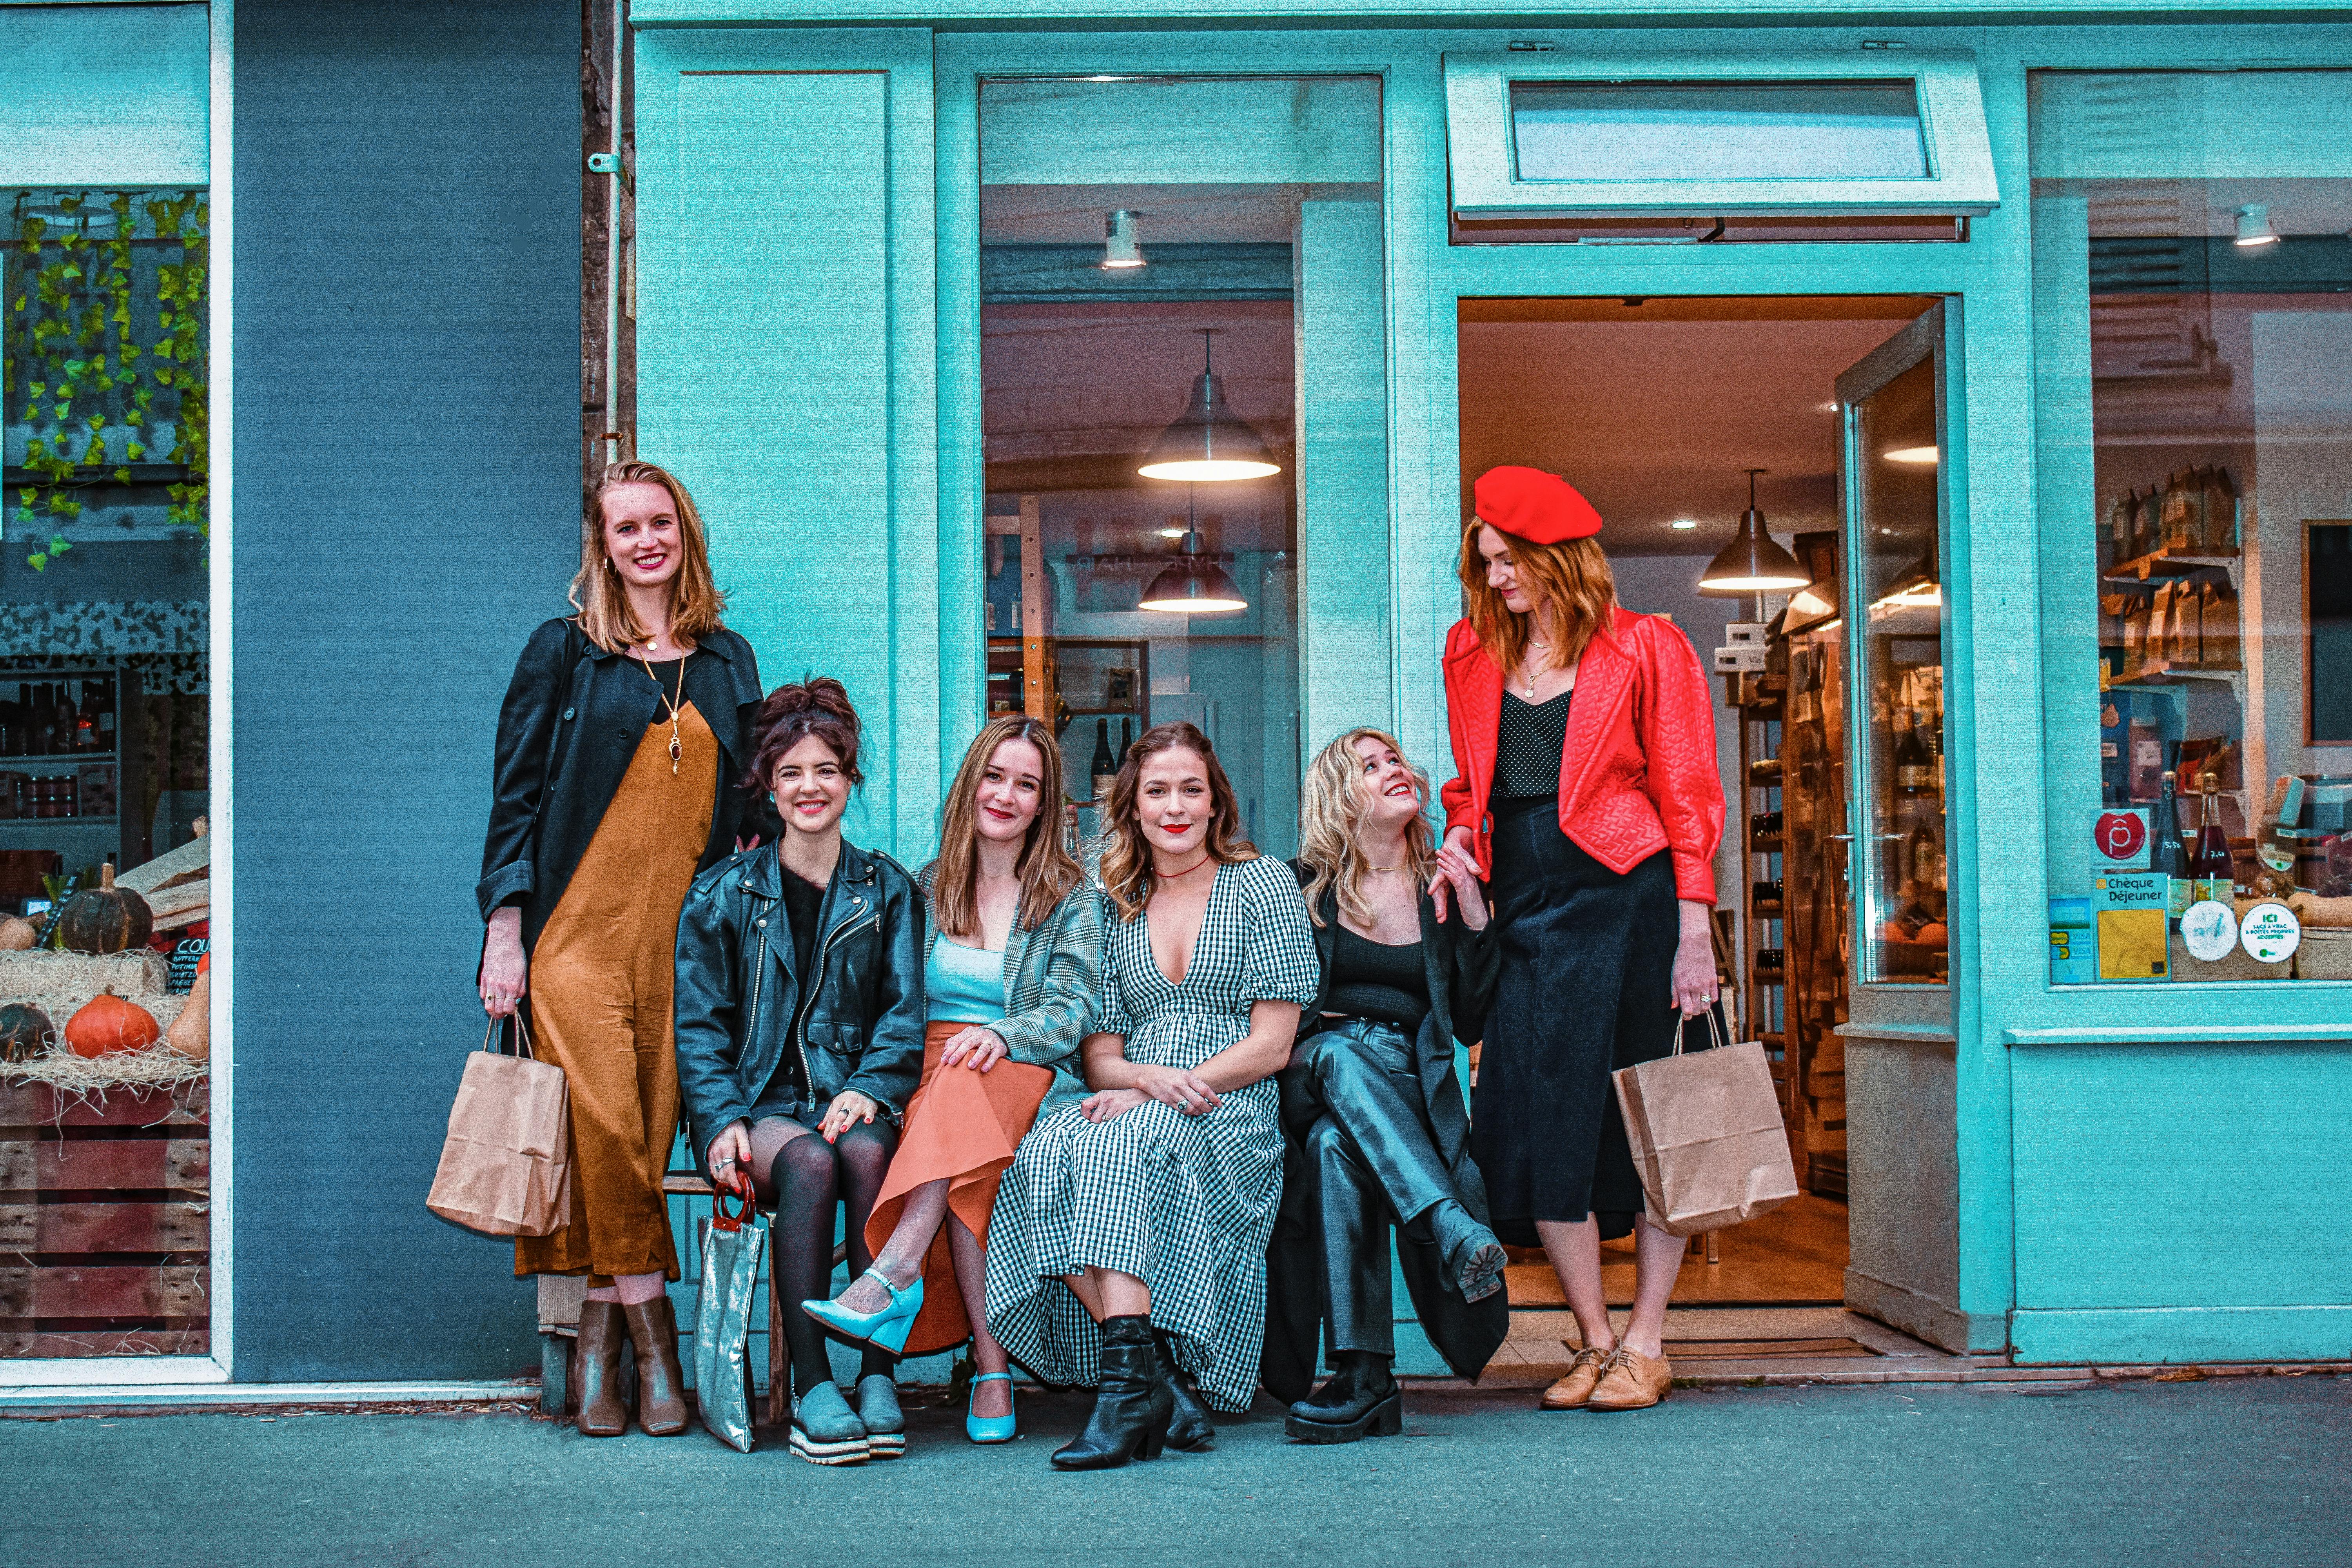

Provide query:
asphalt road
left=8, top=1376, right=2347, bottom=1566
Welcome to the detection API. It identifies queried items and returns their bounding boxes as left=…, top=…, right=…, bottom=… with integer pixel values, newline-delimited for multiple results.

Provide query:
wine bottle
left=0, top=693, right=15, bottom=759
left=72, top=682, right=94, bottom=753
left=1894, top=713, right=1933, bottom=794
left=2190, top=772, right=2236, bottom=904
left=94, top=677, right=116, bottom=754
left=2154, top=770, right=2190, bottom=924
left=1120, top=716, right=1134, bottom=761
left=9, top=684, right=28, bottom=759
left=34, top=684, right=57, bottom=756
left=1090, top=719, right=1117, bottom=802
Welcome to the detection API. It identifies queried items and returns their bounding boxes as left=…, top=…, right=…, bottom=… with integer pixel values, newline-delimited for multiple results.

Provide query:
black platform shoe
left=1051, top=1315, right=1174, bottom=1471
left=1153, top=1328, right=1216, bottom=1452
left=1285, top=1351, right=1403, bottom=1445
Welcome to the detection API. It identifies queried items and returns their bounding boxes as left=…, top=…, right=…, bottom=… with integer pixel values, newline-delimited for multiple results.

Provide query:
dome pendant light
left=1138, top=330, right=1282, bottom=483
left=1699, top=469, right=1809, bottom=597
left=1139, top=490, right=1250, bottom=613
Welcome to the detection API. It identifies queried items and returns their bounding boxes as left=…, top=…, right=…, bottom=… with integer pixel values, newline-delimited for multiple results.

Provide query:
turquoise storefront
left=612, top=2, right=2352, bottom=1372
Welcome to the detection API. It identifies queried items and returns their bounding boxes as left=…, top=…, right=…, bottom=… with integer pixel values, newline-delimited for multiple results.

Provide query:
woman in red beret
left=1432, top=466, right=1724, bottom=1414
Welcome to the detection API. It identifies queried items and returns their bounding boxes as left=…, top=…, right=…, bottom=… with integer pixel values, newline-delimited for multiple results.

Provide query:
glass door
left=1837, top=304, right=1950, bottom=987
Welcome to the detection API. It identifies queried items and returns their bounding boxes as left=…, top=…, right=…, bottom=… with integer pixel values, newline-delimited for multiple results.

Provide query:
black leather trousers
left=1301, top=1018, right=1459, bottom=1358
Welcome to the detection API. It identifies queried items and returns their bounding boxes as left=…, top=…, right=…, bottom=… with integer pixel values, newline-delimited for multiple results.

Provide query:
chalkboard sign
left=2313, top=523, right=2352, bottom=745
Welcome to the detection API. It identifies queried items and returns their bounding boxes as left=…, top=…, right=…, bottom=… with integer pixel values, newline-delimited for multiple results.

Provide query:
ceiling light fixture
left=1883, top=445, right=1940, bottom=465
left=1138, top=330, right=1281, bottom=482
left=2233, top=203, right=2281, bottom=248
left=1140, top=491, right=1249, bottom=613
left=1158, top=526, right=1187, bottom=539
left=1670, top=519, right=1699, bottom=530
left=1699, top=469, right=1809, bottom=597
left=1102, top=208, right=1146, bottom=270
left=1870, top=544, right=1942, bottom=616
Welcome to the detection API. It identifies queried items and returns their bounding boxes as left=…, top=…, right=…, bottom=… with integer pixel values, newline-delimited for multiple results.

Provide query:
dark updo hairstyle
left=747, top=675, right=864, bottom=792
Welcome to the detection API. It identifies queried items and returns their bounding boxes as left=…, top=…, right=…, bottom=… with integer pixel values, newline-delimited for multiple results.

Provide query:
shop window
left=1446, top=52, right=1996, bottom=243
left=2031, top=71, right=2352, bottom=985
left=2, top=188, right=212, bottom=1357
left=977, top=76, right=1387, bottom=857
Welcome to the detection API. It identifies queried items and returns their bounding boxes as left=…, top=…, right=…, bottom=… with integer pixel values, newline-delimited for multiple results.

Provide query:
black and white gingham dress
left=985, top=854, right=1318, bottom=1412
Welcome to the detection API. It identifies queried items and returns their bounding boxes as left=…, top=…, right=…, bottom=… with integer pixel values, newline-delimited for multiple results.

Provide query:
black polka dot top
left=1495, top=689, right=1572, bottom=800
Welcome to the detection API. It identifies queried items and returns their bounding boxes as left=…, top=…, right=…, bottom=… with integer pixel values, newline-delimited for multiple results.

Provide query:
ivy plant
left=4, top=189, right=209, bottom=570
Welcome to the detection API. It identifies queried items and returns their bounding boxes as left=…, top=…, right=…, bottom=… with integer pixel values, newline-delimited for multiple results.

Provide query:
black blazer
left=476, top=617, right=776, bottom=956
left=1261, top=865, right=1508, bottom=1400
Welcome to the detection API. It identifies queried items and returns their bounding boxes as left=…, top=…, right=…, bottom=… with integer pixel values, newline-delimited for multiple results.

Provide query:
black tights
left=749, top=1116, right=898, bottom=1401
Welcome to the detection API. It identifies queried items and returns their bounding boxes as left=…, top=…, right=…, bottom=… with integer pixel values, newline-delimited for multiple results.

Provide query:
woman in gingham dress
left=987, top=721, right=1318, bottom=1470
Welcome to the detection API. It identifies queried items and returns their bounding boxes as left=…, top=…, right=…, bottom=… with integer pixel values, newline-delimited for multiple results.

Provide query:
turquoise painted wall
left=631, top=11, right=2352, bottom=1368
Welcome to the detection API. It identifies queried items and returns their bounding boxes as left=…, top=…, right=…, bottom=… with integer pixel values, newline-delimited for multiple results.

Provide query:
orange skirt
left=864, top=1020, right=1053, bottom=1357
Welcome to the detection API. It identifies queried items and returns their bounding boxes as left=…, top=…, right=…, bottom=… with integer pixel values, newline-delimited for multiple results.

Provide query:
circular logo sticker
left=2181, top=900, right=2239, bottom=962
left=2094, top=811, right=2148, bottom=863
left=2238, top=900, right=2302, bottom=964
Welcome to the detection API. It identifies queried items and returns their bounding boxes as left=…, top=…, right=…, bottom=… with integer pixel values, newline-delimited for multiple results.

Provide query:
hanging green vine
left=4, top=189, right=209, bottom=571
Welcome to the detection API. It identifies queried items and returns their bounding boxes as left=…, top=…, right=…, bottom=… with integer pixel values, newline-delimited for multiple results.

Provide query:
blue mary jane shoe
left=965, top=1371, right=1018, bottom=1445
left=803, top=1267, right=924, bottom=1356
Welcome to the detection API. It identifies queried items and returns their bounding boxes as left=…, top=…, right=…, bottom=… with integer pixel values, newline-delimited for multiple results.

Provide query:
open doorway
left=1457, top=295, right=1940, bottom=1324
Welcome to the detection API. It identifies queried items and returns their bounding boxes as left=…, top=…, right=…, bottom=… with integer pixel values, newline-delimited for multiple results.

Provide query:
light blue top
left=926, top=935, right=1005, bottom=1024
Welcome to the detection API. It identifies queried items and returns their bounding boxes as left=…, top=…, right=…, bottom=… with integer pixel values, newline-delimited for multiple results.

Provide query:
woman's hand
left=479, top=907, right=527, bottom=1017
left=819, top=1090, right=878, bottom=1142
left=941, top=1025, right=1009, bottom=1072
left=1432, top=840, right=1489, bottom=931
left=1430, top=826, right=1477, bottom=922
left=706, top=1122, right=754, bottom=1195
left=1671, top=900, right=1718, bottom=1018
left=1132, top=1063, right=1223, bottom=1116
left=1080, top=1088, right=1147, bottom=1123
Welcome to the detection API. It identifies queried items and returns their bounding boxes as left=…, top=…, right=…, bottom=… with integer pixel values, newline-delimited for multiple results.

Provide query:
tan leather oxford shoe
left=1586, top=1345, right=1673, bottom=1411
left=1541, top=1345, right=1611, bottom=1410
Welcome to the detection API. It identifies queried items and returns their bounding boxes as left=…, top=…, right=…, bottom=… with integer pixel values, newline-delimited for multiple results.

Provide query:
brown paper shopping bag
left=426, top=1016, right=572, bottom=1238
left=1612, top=1007, right=1798, bottom=1237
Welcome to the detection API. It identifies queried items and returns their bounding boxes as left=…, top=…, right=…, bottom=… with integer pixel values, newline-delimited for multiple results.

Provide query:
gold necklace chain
left=634, top=643, right=687, bottom=776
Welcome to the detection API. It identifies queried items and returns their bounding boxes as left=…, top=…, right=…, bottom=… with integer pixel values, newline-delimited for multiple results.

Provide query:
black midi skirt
left=1472, top=795, right=1679, bottom=1245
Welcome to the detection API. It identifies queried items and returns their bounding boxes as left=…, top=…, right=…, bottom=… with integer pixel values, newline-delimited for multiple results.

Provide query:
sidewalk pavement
left=9, top=1375, right=2346, bottom=1566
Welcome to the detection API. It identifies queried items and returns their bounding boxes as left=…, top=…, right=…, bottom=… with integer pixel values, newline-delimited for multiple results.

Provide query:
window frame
left=1443, top=50, right=2000, bottom=221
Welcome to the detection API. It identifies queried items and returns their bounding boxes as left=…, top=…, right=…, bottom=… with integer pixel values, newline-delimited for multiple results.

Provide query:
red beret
left=1473, top=466, right=1602, bottom=544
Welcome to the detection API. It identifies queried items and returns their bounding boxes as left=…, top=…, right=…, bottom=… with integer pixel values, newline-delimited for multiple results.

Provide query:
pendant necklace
left=1519, top=639, right=1552, bottom=701
left=635, top=641, right=687, bottom=776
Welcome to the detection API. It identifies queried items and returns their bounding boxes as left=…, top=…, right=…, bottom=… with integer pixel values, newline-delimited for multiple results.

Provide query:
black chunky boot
left=1285, top=1350, right=1402, bottom=1445
left=1051, top=1315, right=1173, bottom=1471
left=1153, top=1328, right=1216, bottom=1452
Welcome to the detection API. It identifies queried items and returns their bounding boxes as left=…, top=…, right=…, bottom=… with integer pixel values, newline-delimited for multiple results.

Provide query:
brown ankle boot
left=574, top=1300, right=629, bottom=1437
left=623, top=1296, right=689, bottom=1436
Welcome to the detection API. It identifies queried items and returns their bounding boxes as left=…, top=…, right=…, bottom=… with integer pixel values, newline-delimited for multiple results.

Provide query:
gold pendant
left=669, top=728, right=682, bottom=776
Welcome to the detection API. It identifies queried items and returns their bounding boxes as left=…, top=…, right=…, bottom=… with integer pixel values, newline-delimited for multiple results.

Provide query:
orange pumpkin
left=65, top=990, right=161, bottom=1057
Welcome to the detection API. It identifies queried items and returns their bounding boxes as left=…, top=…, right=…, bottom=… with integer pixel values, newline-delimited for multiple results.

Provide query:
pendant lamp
left=1139, top=490, right=1249, bottom=613
left=1698, top=469, right=1809, bottom=597
left=1138, top=330, right=1281, bottom=483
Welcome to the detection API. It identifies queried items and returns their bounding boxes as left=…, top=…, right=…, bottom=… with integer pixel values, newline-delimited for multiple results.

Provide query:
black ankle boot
left=1153, top=1328, right=1216, bottom=1452
left=1285, top=1351, right=1401, bottom=1445
left=1052, top=1315, right=1174, bottom=1472
left=1429, top=1201, right=1508, bottom=1303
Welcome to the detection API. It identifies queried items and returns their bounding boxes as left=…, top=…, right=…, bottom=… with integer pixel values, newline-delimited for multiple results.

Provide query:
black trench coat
left=475, top=616, right=777, bottom=958
left=1260, top=869, right=1511, bottom=1401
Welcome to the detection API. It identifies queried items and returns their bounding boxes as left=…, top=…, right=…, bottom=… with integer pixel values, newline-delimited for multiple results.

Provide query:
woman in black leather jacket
left=673, top=678, right=924, bottom=1466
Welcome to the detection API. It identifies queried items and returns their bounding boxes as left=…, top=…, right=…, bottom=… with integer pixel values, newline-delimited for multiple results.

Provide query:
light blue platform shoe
left=965, top=1371, right=1018, bottom=1445
left=802, top=1268, right=924, bottom=1356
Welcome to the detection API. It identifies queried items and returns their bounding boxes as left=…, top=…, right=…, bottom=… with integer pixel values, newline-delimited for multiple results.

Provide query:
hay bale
left=0, top=949, right=168, bottom=1000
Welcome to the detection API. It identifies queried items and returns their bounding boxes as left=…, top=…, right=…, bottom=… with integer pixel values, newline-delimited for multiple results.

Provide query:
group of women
left=475, top=459, right=1724, bottom=1469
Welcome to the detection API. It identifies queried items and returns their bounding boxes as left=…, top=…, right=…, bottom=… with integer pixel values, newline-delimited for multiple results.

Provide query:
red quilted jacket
left=1440, top=608, right=1725, bottom=904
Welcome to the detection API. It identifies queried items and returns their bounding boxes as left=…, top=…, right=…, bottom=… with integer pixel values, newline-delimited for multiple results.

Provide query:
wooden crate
left=0, top=1079, right=210, bottom=1359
